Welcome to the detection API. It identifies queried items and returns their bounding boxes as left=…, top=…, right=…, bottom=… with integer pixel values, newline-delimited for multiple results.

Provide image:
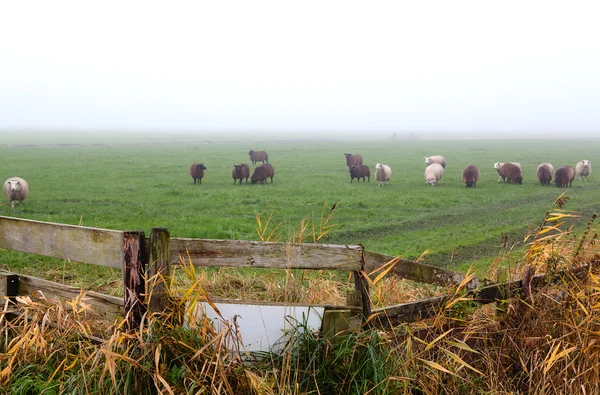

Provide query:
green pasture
left=1, top=133, right=598, bottom=283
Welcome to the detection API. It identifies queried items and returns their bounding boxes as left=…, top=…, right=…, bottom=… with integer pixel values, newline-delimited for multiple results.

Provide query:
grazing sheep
left=344, top=153, right=363, bottom=168
left=461, top=165, right=480, bottom=188
left=375, top=163, right=392, bottom=186
left=189, top=162, right=207, bottom=184
left=262, top=163, right=274, bottom=183
left=494, top=162, right=522, bottom=182
left=424, top=163, right=444, bottom=186
left=424, top=155, right=446, bottom=168
left=500, top=163, right=523, bottom=184
left=349, top=164, right=370, bottom=183
left=251, top=163, right=274, bottom=184
left=575, top=160, right=591, bottom=182
left=232, top=164, right=250, bottom=184
left=536, top=163, right=554, bottom=185
left=3, top=177, right=29, bottom=208
left=555, top=166, right=576, bottom=188
left=248, top=150, right=269, bottom=165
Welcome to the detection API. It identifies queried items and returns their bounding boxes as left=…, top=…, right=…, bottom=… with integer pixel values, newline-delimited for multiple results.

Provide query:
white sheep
left=4, top=177, right=29, bottom=208
left=424, top=163, right=444, bottom=186
left=424, top=155, right=446, bottom=168
left=375, top=163, right=392, bottom=186
left=575, top=160, right=591, bottom=182
left=493, top=162, right=521, bottom=182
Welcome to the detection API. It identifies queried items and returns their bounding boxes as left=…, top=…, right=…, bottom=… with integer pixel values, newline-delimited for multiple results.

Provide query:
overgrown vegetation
left=2, top=195, right=600, bottom=394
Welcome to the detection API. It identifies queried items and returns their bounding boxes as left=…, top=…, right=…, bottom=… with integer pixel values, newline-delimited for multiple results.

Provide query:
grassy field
left=1, top=132, right=598, bottom=282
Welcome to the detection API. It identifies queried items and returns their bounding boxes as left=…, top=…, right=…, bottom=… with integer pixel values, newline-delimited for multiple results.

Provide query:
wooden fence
left=1, top=215, right=589, bottom=331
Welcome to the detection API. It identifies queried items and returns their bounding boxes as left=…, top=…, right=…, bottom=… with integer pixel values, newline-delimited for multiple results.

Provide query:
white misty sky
left=1, top=0, right=599, bottom=133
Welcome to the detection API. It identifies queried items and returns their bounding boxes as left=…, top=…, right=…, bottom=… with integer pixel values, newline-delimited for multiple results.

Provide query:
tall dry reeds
left=2, top=195, right=599, bottom=394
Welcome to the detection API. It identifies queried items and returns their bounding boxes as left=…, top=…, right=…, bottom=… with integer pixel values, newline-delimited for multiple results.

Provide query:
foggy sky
left=1, top=1, right=599, bottom=134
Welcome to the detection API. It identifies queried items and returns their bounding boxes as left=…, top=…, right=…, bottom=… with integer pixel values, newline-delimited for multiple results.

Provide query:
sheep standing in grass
left=425, top=155, right=446, bottom=168
left=536, top=163, right=554, bottom=185
left=248, top=150, right=269, bottom=165
left=494, top=162, right=521, bottom=182
left=555, top=166, right=575, bottom=187
left=189, top=163, right=207, bottom=184
left=461, top=165, right=480, bottom=188
left=375, top=163, right=391, bottom=186
left=251, top=164, right=274, bottom=184
left=424, top=163, right=444, bottom=185
left=232, top=164, right=250, bottom=184
left=261, top=163, right=274, bottom=183
left=500, top=163, right=523, bottom=184
left=3, top=177, right=29, bottom=208
left=344, top=153, right=363, bottom=168
left=349, top=164, right=370, bottom=183
left=575, top=160, right=591, bottom=182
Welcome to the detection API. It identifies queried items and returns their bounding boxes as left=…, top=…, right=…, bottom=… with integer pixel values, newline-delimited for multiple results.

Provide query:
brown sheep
left=536, top=163, right=554, bottom=185
left=344, top=153, right=363, bottom=168
left=251, top=163, right=274, bottom=184
left=554, top=166, right=575, bottom=188
left=500, top=163, right=522, bottom=184
left=189, top=163, right=207, bottom=184
left=461, top=165, right=480, bottom=188
left=349, top=164, right=370, bottom=183
left=232, top=164, right=250, bottom=184
left=248, top=150, right=269, bottom=165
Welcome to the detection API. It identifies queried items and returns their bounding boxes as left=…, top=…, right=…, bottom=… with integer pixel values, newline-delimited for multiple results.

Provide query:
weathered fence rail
left=4, top=215, right=580, bottom=332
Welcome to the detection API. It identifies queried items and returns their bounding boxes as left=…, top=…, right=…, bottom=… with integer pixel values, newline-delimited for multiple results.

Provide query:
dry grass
left=2, top=194, right=600, bottom=394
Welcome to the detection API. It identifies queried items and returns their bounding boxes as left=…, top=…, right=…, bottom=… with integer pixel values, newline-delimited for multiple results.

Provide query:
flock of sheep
left=2, top=150, right=592, bottom=210
left=344, top=153, right=592, bottom=188
left=189, top=149, right=274, bottom=186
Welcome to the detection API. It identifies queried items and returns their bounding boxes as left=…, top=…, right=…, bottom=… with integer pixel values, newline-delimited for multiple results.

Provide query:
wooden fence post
left=123, top=231, right=146, bottom=331
left=353, top=251, right=372, bottom=322
left=148, top=228, right=171, bottom=314
left=0, top=272, right=19, bottom=311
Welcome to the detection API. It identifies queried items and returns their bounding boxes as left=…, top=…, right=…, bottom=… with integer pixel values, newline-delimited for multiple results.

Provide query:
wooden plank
left=8, top=271, right=124, bottom=321
left=123, top=231, right=146, bottom=331
left=372, top=295, right=451, bottom=327
left=364, top=250, right=481, bottom=288
left=188, top=296, right=363, bottom=312
left=170, top=238, right=363, bottom=271
left=0, top=216, right=124, bottom=269
left=148, top=228, right=171, bottom=313
left=372, top=262, right=600, bottom=327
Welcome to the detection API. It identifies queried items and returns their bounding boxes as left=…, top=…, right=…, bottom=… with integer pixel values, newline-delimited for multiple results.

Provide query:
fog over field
left=1, top=1, right=600, bottom=138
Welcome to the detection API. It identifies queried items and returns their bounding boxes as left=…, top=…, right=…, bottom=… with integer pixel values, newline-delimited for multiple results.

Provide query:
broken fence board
left=170, top=238, right=363, bottom=271
left=364, top=251, right=478, bottom=288
left=7, top=271, right=124, bottom=322
left=0, top=216, right=124, bottom=269
left=372, top=262, right=600, bottom=326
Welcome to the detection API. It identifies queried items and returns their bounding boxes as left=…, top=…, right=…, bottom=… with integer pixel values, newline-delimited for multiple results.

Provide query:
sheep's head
left=7, top=180, right=22, bottom=191
left=426, top=178, right=437, bottom=186
left=424, top=156, right=430, bottom=165
left=493, top=162, right=502, bottom=170
left=375, top=163, right=382, bottom=171
left=583, top=160, right=591, bottom=168
left=197, top=163, right=206, bottom=171
left=344, top=153, right=352, bottom=159
left=248, top=150, right=254, bottom=155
